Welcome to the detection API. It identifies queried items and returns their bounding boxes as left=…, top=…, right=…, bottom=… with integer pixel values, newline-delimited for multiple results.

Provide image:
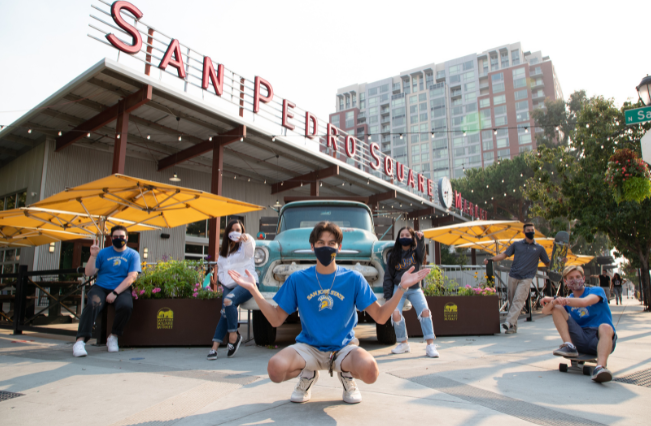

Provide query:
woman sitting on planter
left=383, top=227, right=438, bottom=358
left=207, top=220, right=257, bottom=360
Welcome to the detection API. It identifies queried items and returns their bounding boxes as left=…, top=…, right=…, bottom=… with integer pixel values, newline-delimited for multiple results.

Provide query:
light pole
left=636, top=75, right=651, bottom=106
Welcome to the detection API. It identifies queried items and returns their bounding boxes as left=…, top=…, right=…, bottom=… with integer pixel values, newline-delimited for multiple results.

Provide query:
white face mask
left=228, top=231, right=241, bottom=241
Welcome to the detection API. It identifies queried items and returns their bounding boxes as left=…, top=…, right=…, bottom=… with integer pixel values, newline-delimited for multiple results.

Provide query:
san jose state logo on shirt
left=318, top=294, right=334, bottom=311
left=571, top=307, right=589, bottom=318
left=113, top=259, right=121, bottom=266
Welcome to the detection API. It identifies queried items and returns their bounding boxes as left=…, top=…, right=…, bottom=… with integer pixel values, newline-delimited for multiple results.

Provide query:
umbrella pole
left=98, top=217, right=106, bottom=250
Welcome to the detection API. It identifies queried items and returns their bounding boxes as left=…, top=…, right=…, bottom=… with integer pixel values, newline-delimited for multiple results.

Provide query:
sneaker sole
left=73, top=353, right=87, bottom=357
left=391, top=350, right=411, bottom=354
left=290, top=396, right=311, bottom=403
left=342, top=393, right=362, bottom=404
left=592, top=371, right=613, bottom=383
left=207, top=356, right=218, bottom=361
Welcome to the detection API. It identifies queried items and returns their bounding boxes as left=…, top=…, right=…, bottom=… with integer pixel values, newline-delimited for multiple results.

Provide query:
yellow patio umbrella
left=0, top=226, right=91, bottom=248
left=422, top=220, right=546, bottom=248
left=0, top=174, right=264, bottom=245
left=565, top=254, right=594, bottom=266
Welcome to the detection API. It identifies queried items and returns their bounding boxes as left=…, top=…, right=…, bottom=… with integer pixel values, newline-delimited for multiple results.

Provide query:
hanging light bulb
left=281, top=182, right=284, bottom=186
left=248, top=178, right=250, bottom=182
left=524, top=127, right=528, bottom=133
left=234, top=176, right=237, bottom=180
left=320, top=182, right=323, bottom=187
left=586, top=123, right=590, bottom=128
left=28, top=129, right=32, bottom=134
left=273, top=199, right=282, bottom=208
left=117, top=134, right=120, bottom=139
left=342, top=182, right=345, bottom=186
left=555, top=126, right=559, bottom=131
left=493, top=129, right=497, bottom=135
left=147, top=135, right=151, bottom=140
left=368, top=134, right=372, bottom=141
left=300, top=182, right=303, bottom=187
left=264, top=179, right=267, bottom=184
left=208, top=136, right=212, bottom=141
left=169, top=173, right=181, bottom=182
left=400, top=134, right=403, bottom=140
left=272, top=136, right=276, bottom=142
left=463, top=130, right=466, bottom=136
left=178, top=135, right=182, bottom=141
left=520, top=173, right=523, bottom=177
left=58, top=131, right=62, bottom=136
left=431, top=132, right=435, bottom=138
left=240, top=137, right=244, bottom=142
left=87, top=133, right=90, bottom=138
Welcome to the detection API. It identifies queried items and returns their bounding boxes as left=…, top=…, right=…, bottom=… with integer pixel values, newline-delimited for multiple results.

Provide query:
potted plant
left=604, top=148, right=651, bottom=204
left=106, top=259, right=224, bottom=347
left=402, top=266, right=500, bottom=336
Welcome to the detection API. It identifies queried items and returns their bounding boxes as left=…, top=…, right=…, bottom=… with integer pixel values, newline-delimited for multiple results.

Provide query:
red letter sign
left=202, top=56, right=224, bottom=96
left=427, top=179, right=434, bottom=197
left=384, top=156, right=393, bottom=176
left=253, top=77, right=274, bottom=113
left=282, top=99, right=296, bottom=131
left=106, top=1, right=143, bottom=54
left=305, top=112, right=318, bottom=139
left=407, top=169, right=416, bottom=188
left=345, top=135, right=356, bottom=158
left=455, top=191, right=462, bottom=209
left=418, top=174, right=425, bottom=193
left=396, top=162, right=405, bottom=182
left=369, top=143, right=381, bottom=170
left=159, top=39, right=186, bottom=79
left=327, top=123, right=339, bottom=152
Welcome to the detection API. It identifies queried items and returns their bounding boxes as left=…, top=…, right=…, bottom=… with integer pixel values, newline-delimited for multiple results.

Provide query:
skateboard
left=558, top=353, right=597, bottom=375
left=548, top=231, right=570, bottom=284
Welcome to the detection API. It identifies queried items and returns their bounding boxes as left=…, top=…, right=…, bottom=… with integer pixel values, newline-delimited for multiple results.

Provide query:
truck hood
left=274, top=228, right=376, bottom=259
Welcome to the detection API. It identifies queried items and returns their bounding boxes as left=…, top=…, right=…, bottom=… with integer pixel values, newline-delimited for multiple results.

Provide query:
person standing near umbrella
left=383, top=227, right=438, bottom=358
left=207, top=220, right=257, bottom=360
left=73, top=225, right=140, bottom=357
left=484, top=223, right=550, bottom=334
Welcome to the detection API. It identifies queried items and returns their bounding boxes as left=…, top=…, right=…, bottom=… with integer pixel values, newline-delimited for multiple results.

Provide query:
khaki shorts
left=290, top=342, right=359, bottom=373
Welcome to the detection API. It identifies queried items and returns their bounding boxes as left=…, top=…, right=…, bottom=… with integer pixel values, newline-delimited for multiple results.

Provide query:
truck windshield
left=279, top=206, right=373, bottom=233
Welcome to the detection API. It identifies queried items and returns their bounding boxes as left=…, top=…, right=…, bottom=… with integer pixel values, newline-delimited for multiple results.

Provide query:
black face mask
left=112, top=237, right=127, bottom=249
left=524, top=232, right=535, bottom=240
left=398, top=237, right=413, bottom=247
left=314, top=246, right=338, bottom=267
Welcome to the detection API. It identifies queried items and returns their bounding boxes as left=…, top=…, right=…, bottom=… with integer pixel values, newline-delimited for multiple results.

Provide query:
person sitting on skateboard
left=541, top=265, right=617, bottom=383
left=227, top=221, right=429, bottom=404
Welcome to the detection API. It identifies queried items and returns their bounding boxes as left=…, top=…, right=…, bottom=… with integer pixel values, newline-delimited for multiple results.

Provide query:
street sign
left=625, top=106, right=651, bottom=125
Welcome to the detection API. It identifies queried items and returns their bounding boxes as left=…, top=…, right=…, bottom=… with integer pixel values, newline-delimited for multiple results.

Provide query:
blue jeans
left=392, top=285, right=435, bottom=342
left=212, top=284, right=255, bottom=343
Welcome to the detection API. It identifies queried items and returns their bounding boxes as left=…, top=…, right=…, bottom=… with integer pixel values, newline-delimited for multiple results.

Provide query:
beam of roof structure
left=271, top=166, right=340, bottom=194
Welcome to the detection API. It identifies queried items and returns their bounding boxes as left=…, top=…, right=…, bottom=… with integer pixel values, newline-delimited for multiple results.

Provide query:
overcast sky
left=1, top=0, right=649, bottom=127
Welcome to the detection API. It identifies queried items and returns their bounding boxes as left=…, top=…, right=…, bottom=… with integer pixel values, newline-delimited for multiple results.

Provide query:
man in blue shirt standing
left=228, top=221, right=429, bottom=404
left=484, top=223, right=550, bottom=334
left=541, top=265, right=616, bottom=383
left=73, top=225, right=141, bottom=357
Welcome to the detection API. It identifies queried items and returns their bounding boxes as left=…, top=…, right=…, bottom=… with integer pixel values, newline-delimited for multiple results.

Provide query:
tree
left=531, top=90, right=587, bottom=149
left=524, top=95, right=651, bottom=310
left=452, top=154, right=534, bottom=221
left=441, top=244, right=468, bottom=266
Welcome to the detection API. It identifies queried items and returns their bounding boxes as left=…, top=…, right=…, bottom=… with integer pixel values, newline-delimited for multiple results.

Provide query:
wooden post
left=435, top=242, right=442, bottom=265
left=207, top=144, right=225, bottom=263
left=112, top=102, right=128, bottom=174
left=471, top=248, right=477, bottom=265
left=311, top=181, right=319, bottom=196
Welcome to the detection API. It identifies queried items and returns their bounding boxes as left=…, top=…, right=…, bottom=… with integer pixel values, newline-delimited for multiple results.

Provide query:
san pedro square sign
left=93, top=1, right=487, bottom=220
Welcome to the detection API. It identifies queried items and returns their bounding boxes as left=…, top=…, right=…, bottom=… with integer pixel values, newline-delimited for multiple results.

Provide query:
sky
left=1, top=0, right=650, bottom=127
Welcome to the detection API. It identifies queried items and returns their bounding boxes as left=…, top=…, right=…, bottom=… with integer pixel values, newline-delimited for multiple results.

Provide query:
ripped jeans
left=392, top=285, right=435, bottom=342
left=212, top=284, right=256, bottom=343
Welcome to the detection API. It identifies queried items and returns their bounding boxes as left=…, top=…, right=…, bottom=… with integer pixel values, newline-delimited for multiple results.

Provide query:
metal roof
left=0, top=58, right=465, bottom=221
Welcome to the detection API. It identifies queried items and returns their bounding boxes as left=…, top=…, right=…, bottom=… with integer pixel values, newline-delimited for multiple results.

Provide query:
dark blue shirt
left=504, top=239, right=549, bottom=279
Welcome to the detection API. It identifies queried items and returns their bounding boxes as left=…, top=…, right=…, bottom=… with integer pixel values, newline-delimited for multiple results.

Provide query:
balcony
left=381, top=117, right=390, bottom=125
left=381, top=107, right=390, bottom=115
left=530, top=80, right=544, bottom=89
left=450, top=90, right=462, bottom=98
left=393, top=83, right=401, bottom=93
left=532, top=90, right=546, bottom=99
left=530, top=69, right=543, bottom=76
left=381, top=126, right=390, bottom=133
left=479, top=82, right=489, bottom=89
left=356, top=118, right=366, bottom=124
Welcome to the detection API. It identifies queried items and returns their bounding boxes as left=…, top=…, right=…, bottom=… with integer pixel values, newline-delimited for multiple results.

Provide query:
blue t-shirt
left=274, top=266, right=377, bottom=352
left=94, top=247, right=141, bottom=290
left=565, top=286, right=615, bottom=332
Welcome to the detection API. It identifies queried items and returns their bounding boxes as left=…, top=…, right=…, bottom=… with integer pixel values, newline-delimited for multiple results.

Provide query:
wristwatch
left=398, top=286, right=407, bottom=293
left=111, top=290, right=119, bottom=297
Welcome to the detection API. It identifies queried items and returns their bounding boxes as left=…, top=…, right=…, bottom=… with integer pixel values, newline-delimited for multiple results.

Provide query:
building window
left=330, top=115, right=340, bottom=127
left=0, top=190, right=27, bottom=211
left=491, top=73, right=504, bottom=83
left=519, top=133, right=532, bottom=145
left=493, top=82, right=505, bottom=93
left=513, top=78, right=527, bottom=89
left=519, top=145, right=532, bottom=153
left=369, top=87, right=378, bottom=96
left=464, top=82, right=476, bottom=92
left=516, top=111, right=530, bottom=122
left=511, top=49, right=520, bottom=65
left=493, top=95, right=506, bottom=105
left=514, top=89, right=528, bottom=100
left=380, top=84, right=389, bottom=93
left=0, top=248, right=20, bottom=284
left=345, top=111, right=355, bottom=128
left=483, top=151, right=494, bottom=162
left=483, top=140, right=494, bottom=150
left=498, top=149, right=510, bottom=159
left=515, top=100, right=529, bottom=111
left=479, top=98, right=490, bottom=108
left=449, top=64, right=461, bottom=75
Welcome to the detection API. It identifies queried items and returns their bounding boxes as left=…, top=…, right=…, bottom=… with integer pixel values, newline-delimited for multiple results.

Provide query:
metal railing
left=0, top=265, right=99, bottom=339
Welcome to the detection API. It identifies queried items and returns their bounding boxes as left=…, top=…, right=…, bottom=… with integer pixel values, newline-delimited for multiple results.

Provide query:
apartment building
left=330, top=43, right=563, bottom=183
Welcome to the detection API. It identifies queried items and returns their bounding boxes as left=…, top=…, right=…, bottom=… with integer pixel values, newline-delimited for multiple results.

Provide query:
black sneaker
left=553, top=343, right=578, bottom=357
left=227, top=333, right=242, bottom=358
left=591, top=365, right=612, bottom=383
left=504, top=323, right=517, bottom=334
left=207, top=350, right=218, bottom=360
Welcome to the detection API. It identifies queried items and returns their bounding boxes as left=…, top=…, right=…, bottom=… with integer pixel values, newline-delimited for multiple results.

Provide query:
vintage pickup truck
left=242, top=200, right=401, bottom=345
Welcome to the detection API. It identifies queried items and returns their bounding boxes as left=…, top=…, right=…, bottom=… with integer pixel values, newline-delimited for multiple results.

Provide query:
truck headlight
left=254, top=247, right=268, bottom=265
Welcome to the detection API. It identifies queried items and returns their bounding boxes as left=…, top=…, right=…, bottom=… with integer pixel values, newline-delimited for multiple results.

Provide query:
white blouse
left=217, top=234, right=258, bottom=288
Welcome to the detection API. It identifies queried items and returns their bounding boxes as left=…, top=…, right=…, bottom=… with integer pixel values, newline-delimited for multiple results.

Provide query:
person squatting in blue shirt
left=541, top=265, right=617, bottom=383
left=227, top=221, right=429, bottom=405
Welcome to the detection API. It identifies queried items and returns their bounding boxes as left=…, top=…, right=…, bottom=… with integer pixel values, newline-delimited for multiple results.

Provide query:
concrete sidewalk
left=1, top=298, right=649, bottom=425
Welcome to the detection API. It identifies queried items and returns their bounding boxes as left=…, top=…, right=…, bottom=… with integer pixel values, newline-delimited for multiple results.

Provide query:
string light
left=28, top=129, right=32, bottom=134
left=320, top=182, right=323, bottom=187
left=493, top=129, right=497, bottom=135
left=178, top=136, right=182, bottom=141
left=240, top=137, right=244, bottom=142
left=147, top=135, right=151, bottom=140
left=87, top=133, right=90, bottom=138
left=524, top=127, right=528, bottom=133
left=272, top=136, right=276, bottom=142
left=400, top=134, right=403, bottom=140
left=116, top=134, right=120, bottom=139
left=431, top=132, right=435, bottom=138
left=58, top=131, right=62, bottom=136
left=368, top=135, right=372, bottom=140
left=208, top=136, right=212, bottom=141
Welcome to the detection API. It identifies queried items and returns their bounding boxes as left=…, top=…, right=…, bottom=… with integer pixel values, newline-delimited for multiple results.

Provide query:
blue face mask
left=398, top=237, right=413, bottom=247
left=314, top=246, right=338, bottom=267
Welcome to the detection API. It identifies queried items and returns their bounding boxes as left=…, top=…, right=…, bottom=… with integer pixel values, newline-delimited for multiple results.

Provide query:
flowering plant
left=131, top=259, right=221, bottom=299
left=423, top=266, right=496, bottom=296
left=604, top=149, right=651, bottom=204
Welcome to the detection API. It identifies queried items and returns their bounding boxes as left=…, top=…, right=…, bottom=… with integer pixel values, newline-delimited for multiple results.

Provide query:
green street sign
left=625, top=106, right=651, bottom=125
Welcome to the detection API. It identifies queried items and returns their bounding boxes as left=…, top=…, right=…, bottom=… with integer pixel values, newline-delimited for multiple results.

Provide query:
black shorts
left=567, top=316, right=617, bottom=355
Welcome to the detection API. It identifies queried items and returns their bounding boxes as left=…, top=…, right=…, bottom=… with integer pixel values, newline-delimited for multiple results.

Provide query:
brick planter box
left=107, top=298, right=222, bottom=347
left=403, top=296, right=500, bottom=337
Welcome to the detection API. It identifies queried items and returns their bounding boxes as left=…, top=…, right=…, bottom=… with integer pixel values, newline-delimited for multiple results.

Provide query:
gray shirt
left=504, top=239, right=550, bottom=279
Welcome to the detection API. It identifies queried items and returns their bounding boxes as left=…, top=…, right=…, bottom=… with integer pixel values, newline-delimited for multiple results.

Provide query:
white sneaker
left=391, top=342, right=411, bottom=354
left=107, top=335, right=119, bottom=353
left=338, top=372, right=362, bottom=404
left=73, top=340, right=87, bottom=357
left=426, top=343, right=440, bottom=358
left=290, top=370, right=319, bottom=403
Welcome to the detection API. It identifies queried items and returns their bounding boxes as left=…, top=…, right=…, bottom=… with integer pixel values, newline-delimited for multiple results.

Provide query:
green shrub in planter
left=131, top=259, right=222, bottom=300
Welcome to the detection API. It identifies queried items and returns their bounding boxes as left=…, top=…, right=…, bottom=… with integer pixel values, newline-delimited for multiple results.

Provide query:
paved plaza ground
left=0, top=298, right=649, bottom=426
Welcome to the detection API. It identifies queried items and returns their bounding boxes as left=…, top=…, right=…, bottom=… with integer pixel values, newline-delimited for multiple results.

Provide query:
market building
left=0, top=0, right=479, bottom=275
